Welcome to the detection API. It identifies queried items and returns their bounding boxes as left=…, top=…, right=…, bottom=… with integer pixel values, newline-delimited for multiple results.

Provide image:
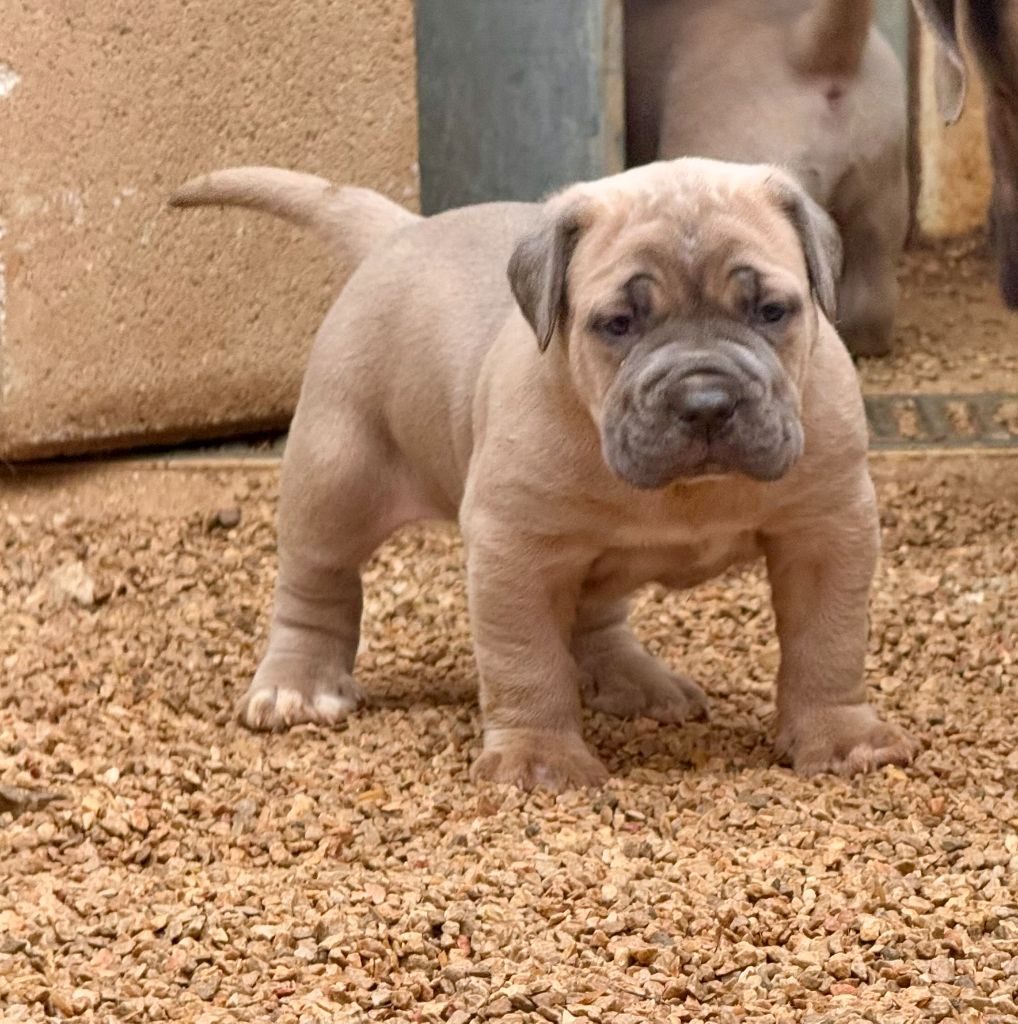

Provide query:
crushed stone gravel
left=858, top=232, right=1018, bottom=395
left=1, top=457, right=1016, bottom=1023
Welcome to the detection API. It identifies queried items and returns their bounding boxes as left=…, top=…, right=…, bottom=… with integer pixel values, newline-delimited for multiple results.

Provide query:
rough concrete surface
left=0, top=0, right=418, bottom=459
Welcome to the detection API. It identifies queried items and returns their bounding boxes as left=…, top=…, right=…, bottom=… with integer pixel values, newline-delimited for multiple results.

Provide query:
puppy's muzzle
left=602, top=339, right=803, bottom=489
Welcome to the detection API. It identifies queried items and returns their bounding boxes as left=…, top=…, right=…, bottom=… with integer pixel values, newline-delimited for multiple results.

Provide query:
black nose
left=673, top=375, right=738, bottom=428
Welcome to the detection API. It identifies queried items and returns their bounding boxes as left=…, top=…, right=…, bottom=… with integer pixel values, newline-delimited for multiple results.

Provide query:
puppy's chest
left=590, top=529, right=762, bottom=594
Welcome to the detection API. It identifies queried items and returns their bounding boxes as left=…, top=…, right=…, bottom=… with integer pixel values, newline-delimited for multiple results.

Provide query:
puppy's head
left=508, top=158, right=842, bottom=489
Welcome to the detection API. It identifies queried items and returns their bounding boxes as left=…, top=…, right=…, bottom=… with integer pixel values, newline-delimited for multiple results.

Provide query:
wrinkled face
left=581, top=210, right=811, bottom=488
left=508, top=162, right=837, bottom=491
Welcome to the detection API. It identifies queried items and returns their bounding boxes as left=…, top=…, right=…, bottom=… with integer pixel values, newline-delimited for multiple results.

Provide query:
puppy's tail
left=168, top=166, right=420, bottom=266
left=789, top=0, right=875, bottom=78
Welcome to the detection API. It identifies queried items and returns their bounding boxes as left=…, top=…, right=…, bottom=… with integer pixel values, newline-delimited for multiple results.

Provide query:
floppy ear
left=911, top=0, right=968, bottom=123
left=507, top=201, right=585, bottom=352
left=769, top=176, right=843, bottom=323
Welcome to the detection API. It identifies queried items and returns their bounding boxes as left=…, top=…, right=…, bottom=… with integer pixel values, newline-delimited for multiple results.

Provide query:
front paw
left=777, top=704, right=919, bottom=776
left=238, top=652, right=362, bottom=731
left=470, top=728, right=609, bottom=791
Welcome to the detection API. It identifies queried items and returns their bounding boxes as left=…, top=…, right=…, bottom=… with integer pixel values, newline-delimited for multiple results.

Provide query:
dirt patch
left=1, top=460, right=1016, bottom=1022
left=858, top=233, right=1018, bottom=394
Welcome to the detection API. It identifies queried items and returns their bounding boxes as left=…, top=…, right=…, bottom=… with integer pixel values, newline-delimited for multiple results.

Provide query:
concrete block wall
left=1, top=0, right=418, bottom=459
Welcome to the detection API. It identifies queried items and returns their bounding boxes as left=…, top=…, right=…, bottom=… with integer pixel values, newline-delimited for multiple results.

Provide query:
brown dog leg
left=466, top=527, right=608, bottom=790
left=836, top=182, right=908, bottom=358
left=764, top=480, right=918, bottom=774
left=238, top=416, right=396, bottom=730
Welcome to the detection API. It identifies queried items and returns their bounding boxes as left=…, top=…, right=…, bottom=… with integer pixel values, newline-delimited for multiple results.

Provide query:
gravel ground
left=1, top=457, right=1016, bottom=1023
left=858, top=233, right=1018, bottom=394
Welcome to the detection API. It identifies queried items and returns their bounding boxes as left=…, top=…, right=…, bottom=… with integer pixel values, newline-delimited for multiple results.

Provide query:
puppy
left=171, top=159, right=918, bottom=790
left=625, top=0, right=909, bottom=357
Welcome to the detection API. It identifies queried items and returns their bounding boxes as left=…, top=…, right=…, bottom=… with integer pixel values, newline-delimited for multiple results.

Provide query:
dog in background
left=625, top=0, right=909, bottom=358
left=912, top=0, right=1018, bottom=308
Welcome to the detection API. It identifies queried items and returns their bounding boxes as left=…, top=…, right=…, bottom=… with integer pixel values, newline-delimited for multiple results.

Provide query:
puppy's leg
left=239, top=418, right=397, bottom=730
left=466, top=529, right=608, bottom=791
left=764, top=481, right=918, bottom=775
left=573, top=598, right=708, bottom=723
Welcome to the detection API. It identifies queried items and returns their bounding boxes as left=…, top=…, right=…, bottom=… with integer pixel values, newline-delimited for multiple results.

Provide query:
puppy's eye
left=757, top=302, right=788, bottom=326
left=602, top=314, right=634, bottom=338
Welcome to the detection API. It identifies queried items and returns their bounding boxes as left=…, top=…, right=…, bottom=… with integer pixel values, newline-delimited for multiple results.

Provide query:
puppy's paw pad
left=470, top=731, right=609, bottom=791
left=237, top=677, right=361, bottom=732
left=780, top=705, right=919, bottom=777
